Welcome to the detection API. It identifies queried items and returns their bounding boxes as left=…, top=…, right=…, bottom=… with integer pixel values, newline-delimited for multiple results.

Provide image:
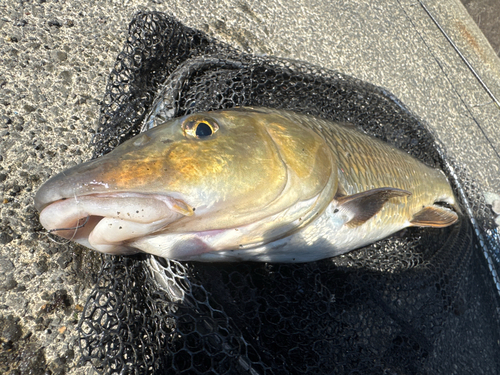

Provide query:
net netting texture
left=78, top=11, right=500, bottom=374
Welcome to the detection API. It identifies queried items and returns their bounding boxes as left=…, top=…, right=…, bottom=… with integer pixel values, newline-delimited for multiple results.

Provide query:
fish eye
left=196, top=122, right=213, bottom=137
left=182, top=117, right=219, bottom=139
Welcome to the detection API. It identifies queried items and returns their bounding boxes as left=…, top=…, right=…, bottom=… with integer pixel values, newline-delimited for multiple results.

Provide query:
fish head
left=35, top=108, right=336, bottom=260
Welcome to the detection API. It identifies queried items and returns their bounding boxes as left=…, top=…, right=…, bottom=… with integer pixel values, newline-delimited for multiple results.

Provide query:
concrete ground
left=461, top=0, right=500, bottom=57
left=0, top=0, right=499, bottom=373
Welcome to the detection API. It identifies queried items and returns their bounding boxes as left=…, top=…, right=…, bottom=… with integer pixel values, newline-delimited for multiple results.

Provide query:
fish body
left=35, top=107, right=458, bottom=262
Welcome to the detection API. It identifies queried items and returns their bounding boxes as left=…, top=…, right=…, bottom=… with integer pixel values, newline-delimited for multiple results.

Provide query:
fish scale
left=331, top=124, right=452, bottom=226
left=257, top=107, right=451, bottom=207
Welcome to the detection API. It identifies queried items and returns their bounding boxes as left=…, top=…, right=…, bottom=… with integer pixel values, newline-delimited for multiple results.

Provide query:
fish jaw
left=38, top=193, right=192, bottom=254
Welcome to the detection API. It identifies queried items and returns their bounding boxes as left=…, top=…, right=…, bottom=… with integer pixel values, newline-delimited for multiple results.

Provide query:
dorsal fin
left=336, top=187, right=411, bottom=227
left=410, top=206, right=458, bottom=227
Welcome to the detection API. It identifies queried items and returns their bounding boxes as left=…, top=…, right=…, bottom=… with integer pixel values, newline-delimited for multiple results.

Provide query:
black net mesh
left=78, top=11, right=500, bottom=374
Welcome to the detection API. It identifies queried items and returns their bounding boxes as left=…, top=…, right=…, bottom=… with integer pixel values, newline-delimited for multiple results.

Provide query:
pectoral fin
left=410, top=206, right=458, bottom=227
left=335, top=187, right=412, bottom=227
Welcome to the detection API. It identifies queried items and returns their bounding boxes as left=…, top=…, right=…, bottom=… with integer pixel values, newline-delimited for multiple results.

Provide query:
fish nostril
left=133, top=134, right=152, bottom=147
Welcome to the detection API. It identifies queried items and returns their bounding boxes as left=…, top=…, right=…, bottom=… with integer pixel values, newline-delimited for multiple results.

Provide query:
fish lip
left=38, top=191, right=192, bottom=252
left=38, top=191, right=192, bottom=222
left=34, top=183, right=61, bottom=212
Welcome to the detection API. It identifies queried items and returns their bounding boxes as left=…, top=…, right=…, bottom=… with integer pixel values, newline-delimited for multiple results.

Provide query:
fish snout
left=34, top=158, right=112, bottom=212
left=35, top=158, right=194, bottom=254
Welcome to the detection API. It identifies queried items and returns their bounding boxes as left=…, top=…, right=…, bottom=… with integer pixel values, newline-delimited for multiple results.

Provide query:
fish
left=34, top=107, right=459, bottom=263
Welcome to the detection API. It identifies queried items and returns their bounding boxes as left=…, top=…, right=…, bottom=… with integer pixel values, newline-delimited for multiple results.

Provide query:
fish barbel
left=34, top=107, right=459, bottom=262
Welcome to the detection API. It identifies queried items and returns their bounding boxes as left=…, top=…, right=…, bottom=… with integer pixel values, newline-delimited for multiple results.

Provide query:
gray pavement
left=0, top=0, right=499, bottom=373
left=462, top=0, right=500, bottom=57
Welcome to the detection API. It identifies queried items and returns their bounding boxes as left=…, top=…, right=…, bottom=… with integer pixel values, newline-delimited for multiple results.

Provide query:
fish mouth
left=38, top=193, right=192, bottom=254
